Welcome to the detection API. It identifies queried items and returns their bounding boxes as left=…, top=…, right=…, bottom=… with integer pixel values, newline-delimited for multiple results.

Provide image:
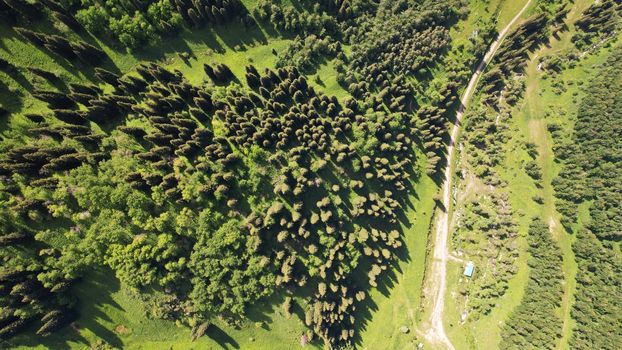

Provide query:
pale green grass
left=495, top=0, right=533, bottom=31
left=450, top=0, right=502, bottom=45
left=164, top=38, right=292, bottom=86
left=0, top=24, right=85, bottom=115
left=308, top=60, right=349, bottom=100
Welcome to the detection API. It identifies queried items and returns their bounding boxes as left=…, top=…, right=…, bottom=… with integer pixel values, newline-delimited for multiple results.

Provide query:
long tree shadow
left=0, top=78, right=25, bottom=116
left=5, top=269, right=124, bottom=349
left=0, top=66, right=34, bottom=92
left=244, top=293, right=289, bottom=330
left=349, top=261, right=404, bottom=347
left=205, top=324, right=240, bottom=349
left=0, top=22, right=119, bottom=88
left=211, top=22, right=269, bottom=50
left=126, top=12, right=271, bottom=63
left=2, top=25, right=88, bottom=77
left=70, top=269, right=125, bottom=348
left=134, top=27, right=224, bottom=62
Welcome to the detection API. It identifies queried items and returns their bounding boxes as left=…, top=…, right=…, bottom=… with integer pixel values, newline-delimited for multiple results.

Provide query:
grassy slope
left=357, top=173, right=436, bottom=349
left=10, top=270, right=314, bottom=350
left=495, top=0, right=532, bottom=31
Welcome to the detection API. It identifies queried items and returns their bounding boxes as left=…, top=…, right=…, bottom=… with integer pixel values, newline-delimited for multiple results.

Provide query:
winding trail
left=424, top=1, right=532, bottom=349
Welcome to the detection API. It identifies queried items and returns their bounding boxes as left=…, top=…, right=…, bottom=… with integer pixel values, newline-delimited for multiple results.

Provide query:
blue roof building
left=463, top=262, right=475, bottom=278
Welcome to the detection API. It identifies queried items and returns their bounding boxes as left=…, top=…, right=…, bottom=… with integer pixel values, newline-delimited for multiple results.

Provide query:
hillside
left=0, top=1, right=620, bottom=350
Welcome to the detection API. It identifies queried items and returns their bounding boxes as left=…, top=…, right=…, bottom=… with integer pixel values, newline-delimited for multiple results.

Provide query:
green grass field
left=10, top=269, right=315, bottom=350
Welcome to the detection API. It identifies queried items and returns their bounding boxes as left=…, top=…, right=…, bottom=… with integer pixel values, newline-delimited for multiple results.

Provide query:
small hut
left=463, top=262, right=475, bottom=278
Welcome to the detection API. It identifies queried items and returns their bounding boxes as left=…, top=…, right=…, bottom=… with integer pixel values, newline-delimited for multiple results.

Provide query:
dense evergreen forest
left=0, top=0, right=620, bottom=349
left=553, top=45, right=622, bottom=350
left=499, top=218, right=564, bottom=349
left=0, top=0, right=474, bottom=348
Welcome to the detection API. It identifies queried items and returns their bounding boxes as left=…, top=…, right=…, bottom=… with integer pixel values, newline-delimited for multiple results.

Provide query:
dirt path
left=424, top=1, right=532, bottom=349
